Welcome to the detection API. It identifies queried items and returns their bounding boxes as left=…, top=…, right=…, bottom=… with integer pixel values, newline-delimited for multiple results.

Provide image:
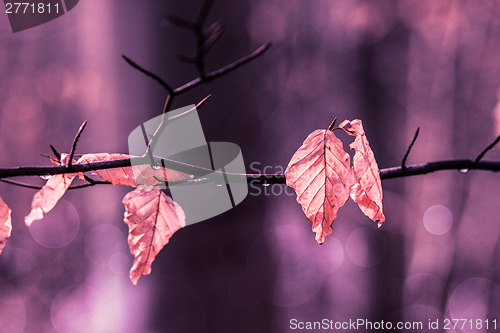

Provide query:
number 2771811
left=5, top=2, right=60, bottom=14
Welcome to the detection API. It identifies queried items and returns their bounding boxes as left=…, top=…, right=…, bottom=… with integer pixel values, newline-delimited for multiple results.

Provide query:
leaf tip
left=25, top=209, right=43, bottom=227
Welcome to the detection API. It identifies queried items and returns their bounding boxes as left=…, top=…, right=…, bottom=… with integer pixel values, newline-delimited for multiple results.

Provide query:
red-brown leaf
left=76, top=153, right=137, bottom=186
left=0, top=197, right=12, bottom=255
left=285, top=129, right=355, bottom=244
left=122, top=187, right=186, bottom=285
left=25, top=174, right=77, bottom=226
left=77, top=153, right=192, bottom=187
left=340, top=119, right=385, bottom=226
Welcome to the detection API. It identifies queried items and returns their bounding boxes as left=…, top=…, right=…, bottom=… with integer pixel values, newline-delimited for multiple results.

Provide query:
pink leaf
left=285, top=129, right=355, bottom=244
left=77, top=153, right=192, bottom=187
left=25, top=174, right=76, bottom=226
left=122, top=187, right=186, bottom=285
left=340, top=119, right=385, bottom=226
left=0, top=197, right=12, bottom=255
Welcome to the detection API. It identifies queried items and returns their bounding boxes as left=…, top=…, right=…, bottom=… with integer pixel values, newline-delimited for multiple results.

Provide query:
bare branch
left=2, top=154, right=500, bottom=189
left=174, top=42, right=273, bottom=94
left=122, top=55, right=174, bottom=94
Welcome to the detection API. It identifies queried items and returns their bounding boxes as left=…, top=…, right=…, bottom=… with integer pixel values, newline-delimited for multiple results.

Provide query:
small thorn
left=328, top=117, right=338, bottom=131
left=49, top=145, right=61, bottom=160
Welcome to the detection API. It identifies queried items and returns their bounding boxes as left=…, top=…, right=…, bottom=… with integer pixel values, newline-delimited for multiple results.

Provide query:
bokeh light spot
left=108, top=252, right=131, bottom=275
left=246, top=225, right=344, bottom=307
left=84, top=224, right=126, bottom=267
left=29, top=199, right=80, bottom=249
left=423, top=205, right=453, bottom=235
left=449, top=277, right=500, bottom=333
left=402, top=273, right=445, bottom=307
left=51, top=284, right=106, bottom=333
left=346, top=227, right=387, bottom=267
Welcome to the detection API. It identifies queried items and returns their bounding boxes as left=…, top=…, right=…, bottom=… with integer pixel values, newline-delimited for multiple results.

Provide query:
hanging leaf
left=25, top=153, right=80, bottom=226
left=122, top=187, right=186, bottom=285
left=339, top=119, right=385, bottom=226
left=0, top=197, right=12, bottom=255
left=285, top=129, right=355, bottom=244
left=24, top=174, right=77, bottom=226
left=77, top=153, right=192, bottom=187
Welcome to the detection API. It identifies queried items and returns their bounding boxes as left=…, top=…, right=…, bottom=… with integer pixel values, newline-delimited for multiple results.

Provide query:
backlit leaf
left=122, top=187, right=186, bottom=285
left=77, top=153, right=192, bottom=187
left=0, top=197, right=12, bottom=255
left=285, top=129, right=355, bottom=244
left=340, top=119, right=385, bottom=226
left=24, top=173, right=76, bottom=226
left=25, top=153, right=78, bottom=226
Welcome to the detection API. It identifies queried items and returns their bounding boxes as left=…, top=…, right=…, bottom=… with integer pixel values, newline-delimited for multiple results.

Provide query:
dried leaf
left=77, top=153, right=137, bottom=186
left=77, top=153, right=192, bottom=187
left=285, top=129, right=355, bottom=244
left=122, top=187, right=186, bottom=285
left=25, top=174, right=77, bottom=226
left=340, top=119, right=385, bottom=226
left=0, top=197, right=12, bottom=255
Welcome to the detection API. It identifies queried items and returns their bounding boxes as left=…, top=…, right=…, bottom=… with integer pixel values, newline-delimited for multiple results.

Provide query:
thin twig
left=0, top=177, right=110, bottom=190
left=401, top=127, right=420, bottom=171
left=195, top=94, right=212, bottom=108
left=206, top=42, right=272, bottom=80
left=147, top=95, right=212, bottom=158
left=174, top=42, right=273, bottom=94
left=0, top=178, right=43, bottom=190
left=122, top=55, right=174, bottom=94
left=68, top=121, right=87, bottom=168
left=472, top=134, right=500, bottom=167
left=68, top=180, right=111, bottom=190
left=166, top=14, right=197, bottom=30
left=196, top=0, right=216, bottom=28
left=202, top=21, right=224, bottom=54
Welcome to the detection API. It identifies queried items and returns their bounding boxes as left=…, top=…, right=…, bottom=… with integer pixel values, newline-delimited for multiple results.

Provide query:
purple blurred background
left=1, top=1, right=499, bottom=332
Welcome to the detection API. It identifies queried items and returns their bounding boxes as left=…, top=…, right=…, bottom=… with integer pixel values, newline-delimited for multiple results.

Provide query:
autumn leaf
left=25, top=174, right=77, bottom=226
left=340, top=119, right=385, bottom=226
left=0, top=197, right=12, bottom=255
left=76, top=153, right=136, bottom=186
left=285, top=129, right=355, bottom=244
left=122, top=187, right=186, bottom=285
left=77, top=153, right=192, bottom=187
left=25, top=154, right=77, bottom=226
